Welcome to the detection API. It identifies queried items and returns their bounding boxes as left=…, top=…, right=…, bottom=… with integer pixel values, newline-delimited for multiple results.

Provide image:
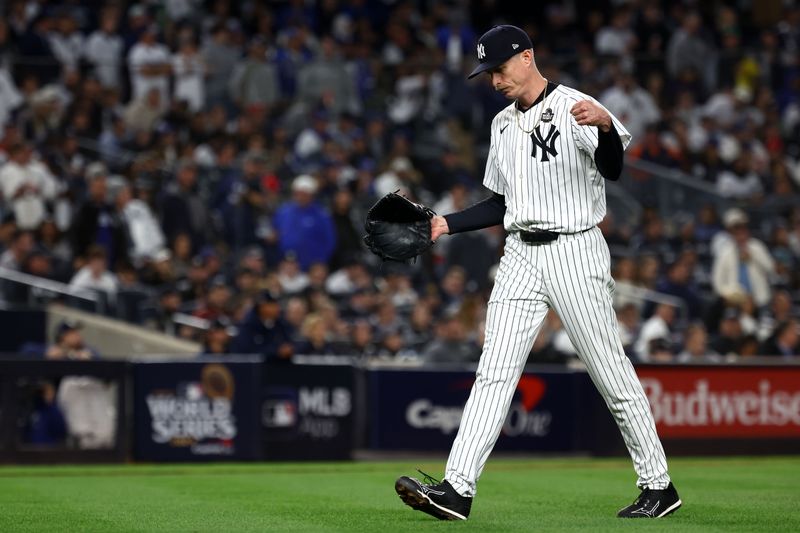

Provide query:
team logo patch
left=512, top=43, right=519, bottom=50
left=477, top=43, right=486, bottom=60
left=530, top=125, right=560, bottom=162
left=541, top=108, right=554, bottom=122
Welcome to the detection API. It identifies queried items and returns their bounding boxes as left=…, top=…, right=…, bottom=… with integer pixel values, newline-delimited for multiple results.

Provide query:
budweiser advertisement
left=636, top=366, right=800, bottom=438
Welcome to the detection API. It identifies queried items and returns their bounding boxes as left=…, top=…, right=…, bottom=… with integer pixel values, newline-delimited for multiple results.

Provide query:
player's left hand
left=570, top=100, right=612, bottom=132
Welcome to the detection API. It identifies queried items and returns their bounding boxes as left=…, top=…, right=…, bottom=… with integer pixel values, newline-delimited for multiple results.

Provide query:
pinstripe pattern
left=444, top=83, right=670, bottom=498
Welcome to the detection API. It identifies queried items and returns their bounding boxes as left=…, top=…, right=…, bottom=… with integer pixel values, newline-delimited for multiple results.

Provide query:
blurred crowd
left=0, top=0, right=799, bottom=365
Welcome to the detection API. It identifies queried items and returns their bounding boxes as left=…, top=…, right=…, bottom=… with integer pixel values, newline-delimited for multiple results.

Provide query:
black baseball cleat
left=395, top=470, right=472, bottom=521
left=617, top=482, right=682, bottom=518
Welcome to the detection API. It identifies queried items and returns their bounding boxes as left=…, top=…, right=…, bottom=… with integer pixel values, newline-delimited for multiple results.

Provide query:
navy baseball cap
left=468, top=25, right=533, bottom=79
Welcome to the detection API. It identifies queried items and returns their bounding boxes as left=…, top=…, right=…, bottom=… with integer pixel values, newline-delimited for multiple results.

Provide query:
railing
left=620, top=159, right=734, bottom=220
left=0, top=266, right=102, bottom=311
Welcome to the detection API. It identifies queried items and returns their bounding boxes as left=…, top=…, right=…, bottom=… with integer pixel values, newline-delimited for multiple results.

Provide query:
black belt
left=518, top=227, right=592, bottom=245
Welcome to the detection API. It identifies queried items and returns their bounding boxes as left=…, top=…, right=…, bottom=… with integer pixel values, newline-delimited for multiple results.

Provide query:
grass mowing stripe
left=0, top=457, right=797, bottom=532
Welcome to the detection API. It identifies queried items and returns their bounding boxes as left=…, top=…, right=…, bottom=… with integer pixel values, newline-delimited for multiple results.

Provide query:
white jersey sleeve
left=570, top=96, right=632, bottom=155
left=482, top=122, right=504, bottom=195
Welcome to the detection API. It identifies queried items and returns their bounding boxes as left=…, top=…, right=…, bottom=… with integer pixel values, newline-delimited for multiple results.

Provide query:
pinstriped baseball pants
left=444, top=228, right=670, bottom=497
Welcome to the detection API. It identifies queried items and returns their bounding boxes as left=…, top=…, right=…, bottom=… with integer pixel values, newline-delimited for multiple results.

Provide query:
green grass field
left=0, top=457, right=798, bottom=532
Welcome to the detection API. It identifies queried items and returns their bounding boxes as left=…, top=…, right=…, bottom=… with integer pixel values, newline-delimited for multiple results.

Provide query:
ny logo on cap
left=477, top=43, right=486, bottom=60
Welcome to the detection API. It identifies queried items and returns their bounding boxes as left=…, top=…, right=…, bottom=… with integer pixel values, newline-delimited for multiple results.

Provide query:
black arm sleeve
left=443, top=193, right=505, bottom=234
left=594, top=123, right=624, bottom=181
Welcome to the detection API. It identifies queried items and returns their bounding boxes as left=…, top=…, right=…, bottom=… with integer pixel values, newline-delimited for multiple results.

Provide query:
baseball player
left=395, top=25, right=681, bottom=520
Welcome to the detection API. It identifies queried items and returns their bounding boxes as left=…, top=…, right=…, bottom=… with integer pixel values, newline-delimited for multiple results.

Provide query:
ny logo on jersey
left=530, top=125, right=560, bottom=162
left=477, top=43, right=486, bottom=60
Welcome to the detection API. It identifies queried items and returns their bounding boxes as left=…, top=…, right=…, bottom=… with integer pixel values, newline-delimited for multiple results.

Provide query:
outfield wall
left=0, top=358, right=798, bottom=463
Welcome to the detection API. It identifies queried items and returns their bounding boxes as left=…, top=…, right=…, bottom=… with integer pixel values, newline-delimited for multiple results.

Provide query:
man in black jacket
left=69, top=162, right=128, bottom=269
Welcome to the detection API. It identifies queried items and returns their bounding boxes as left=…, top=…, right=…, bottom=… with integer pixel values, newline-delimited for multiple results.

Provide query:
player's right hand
left=431, top=215, right=449, bottom=242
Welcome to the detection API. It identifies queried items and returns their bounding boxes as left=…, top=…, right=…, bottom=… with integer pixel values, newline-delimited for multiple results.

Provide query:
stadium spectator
left=16, top=11, right=60, bottom=85
left=711, top=208, right=776, bottom=308
left=45, top=320, right=115, bottom=449
left=192, top=275, right=232, bottom=322
left=0, top=142, right=58, bottom=230
left=295, top=313, right=338, bottom=355
left=277, top=254, right=310, bottom=295
left=127, top=24, right=171, bottom=110
left=45, top=320, right=97, bottom=361
left=68, top=245, right=119, bottom=304
left=231, top=291, right=295, bottom=360
left=422, top=312, right=480, bottom=363
left=48, top=11, right=83, bottom=75
left=68, top=162, right=127, bottom=268
left=111, top=178, right=166, bottom=266
left=149, top=285, right=181, bottom=336
left=654, top=259, right=703, bottom=320
left=172, top=31, right=206, bottom=113
left=667, top=11, right=717, bottom=92
left=594, top=7, right=636, bottom=65
left=760, top=319, right=799, bottom=358
left=228, top=36, right=280, bottom=112
left=716, top=153, right=764, bottom=200
left=676, top=323, right=720, bottom=363
left=616, top=303, right=641, bottom=357
left=160, top=161, right=208, bottom=251
left=634, top=303, right=677, bottom=362
left=201, top=23, right=239, bottom=108
left=600, top=72, right=661, bottom=142
left=711, top=307, right=745, bottom=356
left=273, top=175, right=336, bottom=271
left=0, top=229, right=33, bottom=271
left=758, top=290, right=794, bottom=341
left=123, top=87, right=165, bottom=134
left=23, top=380, right=67, bottom=445
left=344, top=319, right=376, bottom=357
left=328, top=189, right=363, bottom=272
left=84, top=10, right=124, bottom=89
left=214, top=153, right=271, bottom=251
left=201, top=317, right=234, bottom=355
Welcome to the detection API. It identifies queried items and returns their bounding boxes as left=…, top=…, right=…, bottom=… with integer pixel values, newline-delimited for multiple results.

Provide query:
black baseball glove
left=363, top=192, right=435, bottom=262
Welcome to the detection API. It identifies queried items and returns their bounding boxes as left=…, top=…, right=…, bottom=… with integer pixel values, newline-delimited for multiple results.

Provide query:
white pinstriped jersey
left=483, top=83, right=631, bottom=234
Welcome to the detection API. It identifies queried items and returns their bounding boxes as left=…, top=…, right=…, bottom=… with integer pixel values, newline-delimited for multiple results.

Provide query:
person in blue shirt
left=273, top=175, right=336, bottom=271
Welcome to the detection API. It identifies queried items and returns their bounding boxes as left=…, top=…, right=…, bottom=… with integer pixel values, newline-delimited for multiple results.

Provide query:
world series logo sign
left=134, top=360, right=262, bottom=461
left=146, top=364, right=237, bottom=455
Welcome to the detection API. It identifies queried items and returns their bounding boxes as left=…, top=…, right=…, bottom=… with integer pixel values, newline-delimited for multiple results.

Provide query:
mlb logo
left=262, top=386, right=299, bottom=428
left=263, top=400, right=297, bottom=428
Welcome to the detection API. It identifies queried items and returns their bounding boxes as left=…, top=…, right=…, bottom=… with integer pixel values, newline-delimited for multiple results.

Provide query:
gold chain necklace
left=515, top=79, right=548, bottom=134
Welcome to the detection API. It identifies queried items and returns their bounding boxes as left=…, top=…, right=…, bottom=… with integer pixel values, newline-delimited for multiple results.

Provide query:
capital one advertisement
left=133, top=360, right=261, bottom=461
left=636, top=366, right=800, bottom=438
left=369, top=369, right=576, bottom=451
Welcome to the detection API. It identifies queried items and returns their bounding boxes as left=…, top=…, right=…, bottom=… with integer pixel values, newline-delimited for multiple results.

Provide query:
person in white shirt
left=49, top=12, right=85, bottom=74
left=84, top=11, right=124, bottom=88
left=634, top=303, right=677, bottom=361
left=127, top=25, right=171, bottom=109
left=172, top=33, right=206, bottom=112
left=110, top=178, right=166, bottom=266
left=0, top=143, right=59, bottom=230
left=716, top=153, right=764, bottom=199
left=711, top=209, right=775, bottom=308
left=600, top=73, right=661, bottom=142
left=595, top=8, right=637, bottom=66
left=69, top=245, right=119, bottom=303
